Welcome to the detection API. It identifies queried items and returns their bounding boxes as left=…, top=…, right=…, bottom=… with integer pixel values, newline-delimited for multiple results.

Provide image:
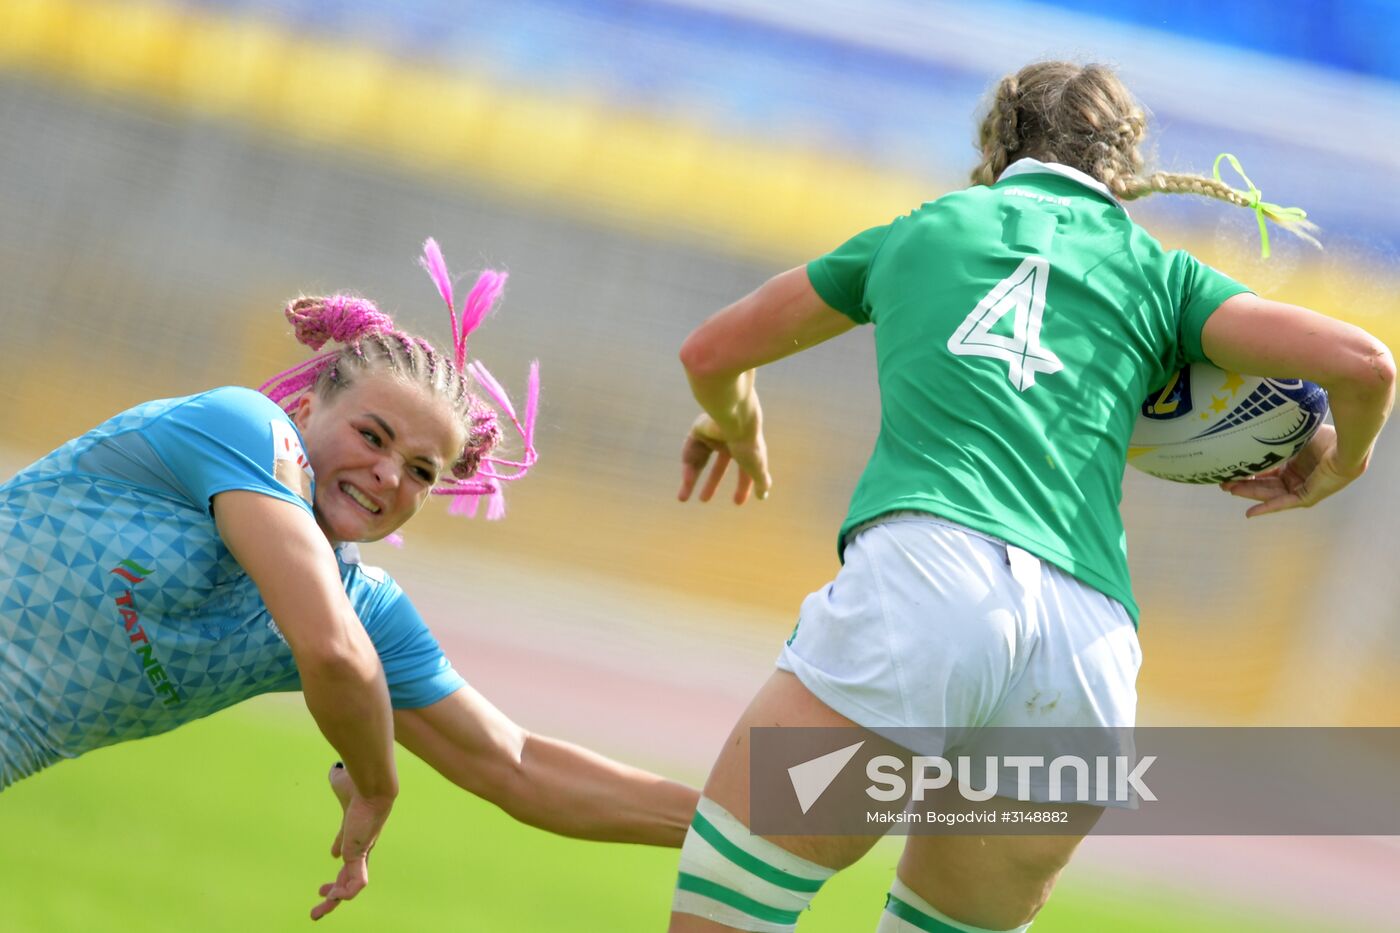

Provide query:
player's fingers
left=327, top=873, right=366, bottom=906
left=678, top=459, right=702, bottom=502
left=753, top=464, right=773, bottom=501
left=728, top=445, right=772, bottom=503
left=331, top=826, right=345, bottom=859
left=1245, top=491, right=1304, bottom=517
left=310, top=895, right=341, bottom=921
left=1221, top=468, right=1283, bottom=491
left=733, top=468, right=753, bottom=505
left=678, top=436, right=715, bottom=501
left=699, top=451, right=731, bottom=503
left=747, top=457, right=773, bottom=501
left=1220, top=475, right=1289, bottom=501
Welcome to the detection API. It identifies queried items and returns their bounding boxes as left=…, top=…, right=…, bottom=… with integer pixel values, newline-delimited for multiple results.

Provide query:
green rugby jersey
left=807, top=159, right=1250, bottom=621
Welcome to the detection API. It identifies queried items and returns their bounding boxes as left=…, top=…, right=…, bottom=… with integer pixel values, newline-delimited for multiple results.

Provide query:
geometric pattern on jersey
left=0, top=389, right=464, bottom=790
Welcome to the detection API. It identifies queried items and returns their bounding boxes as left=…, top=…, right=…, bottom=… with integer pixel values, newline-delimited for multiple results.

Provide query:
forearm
left=1200, top=294, right=1396, bottom=473
left=213, top=491, right=400, bottom=801
left=504, top=732, right=698, bottom=847
left=300, top=654, right=398, bottom=801
left=679, top=266, right=854, bottom=435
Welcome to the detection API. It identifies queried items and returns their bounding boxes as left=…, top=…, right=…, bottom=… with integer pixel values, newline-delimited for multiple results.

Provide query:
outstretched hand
left=312, top=762, right=392, bottom=921
left=678, top=412, right=772, bottom=505
left=1219, top=425, right=1364, bottom=517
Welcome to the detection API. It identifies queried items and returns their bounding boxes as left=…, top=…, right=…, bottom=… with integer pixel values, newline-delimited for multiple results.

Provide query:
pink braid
left=285, top=295, right=395, bottom=350
left=259, top=295, right=397, bottom=412
left=418, top=238, right=540, bottom=520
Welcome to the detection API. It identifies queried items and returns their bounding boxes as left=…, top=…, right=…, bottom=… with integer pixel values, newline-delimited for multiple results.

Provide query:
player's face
left=293, top=374, right=464, bottom=544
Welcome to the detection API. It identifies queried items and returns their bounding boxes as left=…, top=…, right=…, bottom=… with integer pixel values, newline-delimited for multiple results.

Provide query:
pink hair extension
left=454, top=271, right=507, bottom=369
left=259, top=294, right=398, bottom=412
left=418, top=237, right=508, bottom=371
left=418, top=238, right=458, bottom=351
left=287, top=295, right=395, bottom=350
left=260, top=353, right=334, bottom=411
left=417, top=238, right=539, bottom=520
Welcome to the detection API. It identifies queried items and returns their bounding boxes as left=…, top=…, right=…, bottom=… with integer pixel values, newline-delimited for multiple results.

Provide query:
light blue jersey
left=0, top=387, right=465, bottom=788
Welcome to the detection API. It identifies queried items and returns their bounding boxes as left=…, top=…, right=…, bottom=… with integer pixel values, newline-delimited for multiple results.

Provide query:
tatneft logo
left=787, top=743, right=1157, bottom=813
left=109, top=558, right=182, bottom=707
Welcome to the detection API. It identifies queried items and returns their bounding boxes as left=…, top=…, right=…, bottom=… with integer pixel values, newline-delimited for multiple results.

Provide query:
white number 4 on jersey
left=947, top=257, right=1063, bottom=391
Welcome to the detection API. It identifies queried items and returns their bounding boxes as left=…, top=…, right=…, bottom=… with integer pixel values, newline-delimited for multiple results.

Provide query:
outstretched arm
left=1201, top=293, right=1395, bottom=515
left=678, top=265, right=856, bottom=504
left=214, top=491, right=397, bottom=920
left=392, top=684, right=697, bottom=846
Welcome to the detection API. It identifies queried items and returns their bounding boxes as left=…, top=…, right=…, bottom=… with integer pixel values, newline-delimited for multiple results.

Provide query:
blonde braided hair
left=972, top=61, right=1318, bottom=250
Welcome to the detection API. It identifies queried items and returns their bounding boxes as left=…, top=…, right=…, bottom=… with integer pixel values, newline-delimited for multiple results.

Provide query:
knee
left=896, top=833, right=1086, bottom=930
left=989, top=837, right=1078, bottom=913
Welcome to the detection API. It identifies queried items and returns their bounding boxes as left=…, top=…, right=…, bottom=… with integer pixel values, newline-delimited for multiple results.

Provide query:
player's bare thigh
left=668, top=670, right=889, bottom=932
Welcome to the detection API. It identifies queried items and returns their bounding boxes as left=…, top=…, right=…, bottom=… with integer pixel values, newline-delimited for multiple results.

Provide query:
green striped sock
left=878, top=878, right=1031, bottom=932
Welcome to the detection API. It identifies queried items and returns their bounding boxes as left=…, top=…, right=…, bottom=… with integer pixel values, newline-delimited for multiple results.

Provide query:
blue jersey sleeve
left=142, top=387, right=316, bottom=517
left=341, top=556, right=466, bottom=709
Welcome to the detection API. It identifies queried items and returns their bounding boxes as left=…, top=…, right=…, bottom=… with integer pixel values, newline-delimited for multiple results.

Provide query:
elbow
left=1317, top=333, right=1395, bottom=403
left=1344, top=339, right=1396, bottom=400
left=479, top=739, right=532, bottom=818
left=447, top=726, right=530, bottom=812
left=679, top=331, right=719, bottom=380
left=295, top=636, right=380, bottom=687
left=1368, top=342, right=1396, bottom=394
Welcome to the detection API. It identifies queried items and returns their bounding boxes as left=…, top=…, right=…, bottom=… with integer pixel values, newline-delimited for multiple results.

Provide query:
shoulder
left=892, top=187, right=1012, bottom=240
left=930, top=184, right=998, bottom=208
left=898, top=187, right=996, bottom=225
left=176, top=387, right=290, bottom=427
left=149, top=387, right=299, bottom=459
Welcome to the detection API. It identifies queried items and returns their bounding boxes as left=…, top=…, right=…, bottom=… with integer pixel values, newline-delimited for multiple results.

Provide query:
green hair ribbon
left=1212, top=152, right=1312, bottom=259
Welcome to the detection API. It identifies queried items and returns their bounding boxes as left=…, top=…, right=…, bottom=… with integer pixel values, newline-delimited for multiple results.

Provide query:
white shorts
left=778, top=513, right=1141, bottom=754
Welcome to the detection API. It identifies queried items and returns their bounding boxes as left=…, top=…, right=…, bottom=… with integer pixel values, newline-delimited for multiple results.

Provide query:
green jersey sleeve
left=1173, top=251, right=1252, bottom=365
left=806, top=223, right=894, bottom=325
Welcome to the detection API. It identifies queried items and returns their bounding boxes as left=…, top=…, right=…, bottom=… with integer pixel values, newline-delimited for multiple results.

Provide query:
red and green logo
left=109, top=558, right=182, bottom=707
left=109, top=558, right=153, bottom=585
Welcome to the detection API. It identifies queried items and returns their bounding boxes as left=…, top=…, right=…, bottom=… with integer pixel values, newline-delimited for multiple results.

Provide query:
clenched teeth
left=341, top=483, right=381, bottom=513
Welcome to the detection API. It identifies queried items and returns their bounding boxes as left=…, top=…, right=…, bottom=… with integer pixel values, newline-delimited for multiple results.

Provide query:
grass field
left=0, top=698, right=1348, bottom=932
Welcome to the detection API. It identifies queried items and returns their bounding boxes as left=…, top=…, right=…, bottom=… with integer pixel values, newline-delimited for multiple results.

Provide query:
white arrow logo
left=787, top=741, right=865, bottom=814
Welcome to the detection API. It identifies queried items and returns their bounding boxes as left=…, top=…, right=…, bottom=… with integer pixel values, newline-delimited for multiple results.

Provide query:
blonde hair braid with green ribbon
left=971, top=62, right=1321, bottom=260
left=1119, top=153, right=1321, bottom=258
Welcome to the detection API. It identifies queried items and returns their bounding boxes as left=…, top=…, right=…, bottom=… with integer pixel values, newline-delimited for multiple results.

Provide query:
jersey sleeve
left=805, top=223, right=894, bottom=325
left=142, top=387, right=316, bottom=517
left=1172, top=251, right=1253, bottom=365
left=348, top=565, right=466, bottom=710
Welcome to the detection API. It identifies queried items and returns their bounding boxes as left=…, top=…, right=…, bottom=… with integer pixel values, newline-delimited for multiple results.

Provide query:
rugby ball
left=1128, top=364, right=1328, bottom=484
